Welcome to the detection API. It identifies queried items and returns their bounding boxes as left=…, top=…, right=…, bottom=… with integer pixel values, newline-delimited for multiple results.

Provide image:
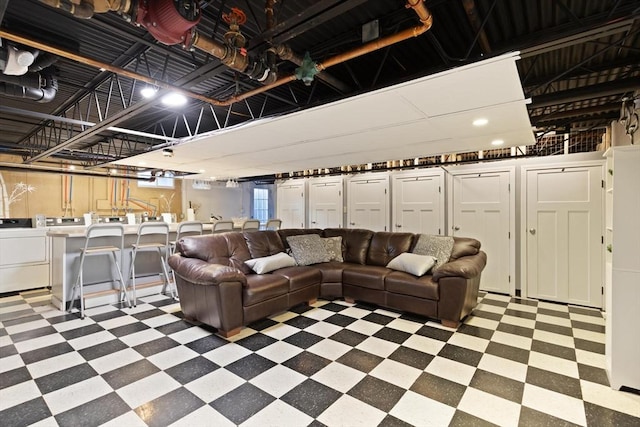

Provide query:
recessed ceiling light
left=161, top=92, right=187, bottom=107
left=491, top=139, right=504, bottom=146
left=473, top=118, right=489, bottom=126
left=68, top=165, right=76, bottom=170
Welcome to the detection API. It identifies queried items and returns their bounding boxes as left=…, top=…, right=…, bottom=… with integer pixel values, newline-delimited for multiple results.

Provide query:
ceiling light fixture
left=491, top=139, right=504, bottom=146
left=473, top=118, right=488, bottom=126
left=140, top=85, right=158, bottom=98
left=161, top=92, right=187, bottom=107
left=162, top=148, right=174, bottom=157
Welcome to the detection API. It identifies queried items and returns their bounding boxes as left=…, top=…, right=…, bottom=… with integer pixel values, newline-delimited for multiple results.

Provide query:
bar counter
left=47, top=222, right=213, bottom=310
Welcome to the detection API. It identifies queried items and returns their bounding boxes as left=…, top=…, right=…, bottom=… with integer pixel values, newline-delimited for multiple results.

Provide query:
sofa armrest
left=432, top=251, right=487, bottom=282
left=169, top=254, right=247, bottom=286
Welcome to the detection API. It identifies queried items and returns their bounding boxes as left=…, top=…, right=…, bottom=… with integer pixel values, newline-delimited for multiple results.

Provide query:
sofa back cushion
left=244, top=230, right=285, bottom=258
left=178, top=233, right=252, bottom=274
left=323, top=228, right=374, bottom=265
left=450, top=237, right=481, bottom=260
left=367, top=231, right=414, bottom=266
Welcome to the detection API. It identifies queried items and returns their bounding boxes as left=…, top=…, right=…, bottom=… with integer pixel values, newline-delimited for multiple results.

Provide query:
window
left=137, top=171, right=175, bottom=188
left=253, top=188, right=269, bottom=223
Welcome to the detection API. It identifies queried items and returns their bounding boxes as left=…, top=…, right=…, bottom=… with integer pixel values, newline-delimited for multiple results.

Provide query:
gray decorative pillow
left=322, top=236, right=343, bottom=262
left=412, top=234, right=454, bottom=270
left=245, top=252, right=296, bottom=274
left=387, top=253, right=437, bottom=276
left=286, top=234, right=331, bottom=266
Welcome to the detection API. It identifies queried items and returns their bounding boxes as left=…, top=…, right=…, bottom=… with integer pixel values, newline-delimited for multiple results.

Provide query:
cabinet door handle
left=453, top=226, right=460, bottom=231
left=396, top=224, right=402, bottom=228
left=349, top=222, right=355, bottom=226
left=529, top=228, right=536, bottom=235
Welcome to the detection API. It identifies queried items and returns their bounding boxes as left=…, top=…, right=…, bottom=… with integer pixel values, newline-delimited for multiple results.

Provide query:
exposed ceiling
left=1, top=0, right=639, bottom=180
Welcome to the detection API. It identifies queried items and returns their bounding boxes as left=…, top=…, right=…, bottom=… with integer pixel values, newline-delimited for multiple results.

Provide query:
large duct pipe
left=0, top=68, right=58, bottom=102
left=38, top=0, right=131, bottom=19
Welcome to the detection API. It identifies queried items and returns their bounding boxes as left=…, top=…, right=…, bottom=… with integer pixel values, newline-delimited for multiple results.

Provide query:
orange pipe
left=8, top=0, right=433, bottom=109
left=216, top=0, right=433, bottom=106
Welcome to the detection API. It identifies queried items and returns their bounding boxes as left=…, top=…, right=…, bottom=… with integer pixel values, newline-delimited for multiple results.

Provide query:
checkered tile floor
left=1, top=290, right=639, bottom=427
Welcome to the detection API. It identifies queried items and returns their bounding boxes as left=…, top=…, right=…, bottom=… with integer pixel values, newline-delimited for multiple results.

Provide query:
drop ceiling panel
left=397, top=52, right=525, bottom=116
left=115, top=52, right=531, bottom=179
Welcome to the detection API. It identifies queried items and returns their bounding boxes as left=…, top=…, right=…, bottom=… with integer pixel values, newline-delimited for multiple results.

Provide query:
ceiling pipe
left=0, top=28, right=233, bottom=106
left=0, top=67, right=58, bottom=102
left=30, top=0, right=433, bottom=107
left=219, top=0, right=433, bottom=106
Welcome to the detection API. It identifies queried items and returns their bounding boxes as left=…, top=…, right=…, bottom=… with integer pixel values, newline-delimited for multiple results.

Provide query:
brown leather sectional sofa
left=168, top=228, right=487, bottom=338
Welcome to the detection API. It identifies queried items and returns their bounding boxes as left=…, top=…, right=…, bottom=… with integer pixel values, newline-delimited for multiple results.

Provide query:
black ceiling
left=1, top=0, right=639, bottom=176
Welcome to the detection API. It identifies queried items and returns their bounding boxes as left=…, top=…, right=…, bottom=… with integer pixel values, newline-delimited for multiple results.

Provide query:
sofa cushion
left=412, top=234, right=454, bottom=270
left=287, top=234, right=331, bottom=265
left=367, top=232, right=414, bottom=266
left=272, top=266, right=322, bottom=291
left=243, top=274, right=289, bottom=306
left=386, top=253, right=437, bottom=277
left=343, top=264, right=391, bottom=290
left=450, top=237, right=481, bottom=260
left=385, top=271, right=439, bottom=300
left=278, top=229, right=323, bottom=250
left=245, top=252, right=296, bottom=274
left=314, top=261, right=346, bottom=283
left=178, top=233, right=253, bottom=275
left=244, top=230, right=285, bottom=258
left=323, top=237, right=344, bottom=262
left=323, top=228, right=373, bottom=265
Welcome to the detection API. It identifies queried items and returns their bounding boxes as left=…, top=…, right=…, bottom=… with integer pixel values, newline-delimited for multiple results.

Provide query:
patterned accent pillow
left=322, top=236, right=343, bottom=262
left=412, top=234, right=454, bottom=270
left=286, top=234, right=331, bottom=266
left=387, top=253, right=437, bottom=276
left=244, top=252, right=296, bottom=274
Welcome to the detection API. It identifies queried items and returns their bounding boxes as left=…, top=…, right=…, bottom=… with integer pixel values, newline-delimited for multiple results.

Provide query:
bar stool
left=212, top=220, right=234, bottom=233
left=128, top=222, right=173, bottom=304
left=241, top=219, right=261, bottom=230
left=170, top=221, right=203, bottom=253
left=169, top=221, right=203, bottom=287
left=265, top=218, right=282, bottom=230
left=69, top=223, right=130, bottom=319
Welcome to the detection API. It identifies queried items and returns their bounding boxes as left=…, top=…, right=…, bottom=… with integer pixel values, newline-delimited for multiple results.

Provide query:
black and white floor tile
left=1, top=290, right=639, bottom=426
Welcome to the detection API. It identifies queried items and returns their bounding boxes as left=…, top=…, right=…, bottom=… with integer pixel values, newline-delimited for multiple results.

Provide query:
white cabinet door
left=392, top=171, right=444, bottom=234
left=308, top=177, right=343, bottom=229
left=525, top=165, right=603, bottom=307
left=451, top=170, right=512, bottom=294
left=276, top=180, right=306, bottom=228
left=347, top=173, right=389, bottom=231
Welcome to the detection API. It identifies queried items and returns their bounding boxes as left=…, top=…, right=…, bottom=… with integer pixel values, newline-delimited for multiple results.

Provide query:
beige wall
left=1, top=158, right=181, bottom=218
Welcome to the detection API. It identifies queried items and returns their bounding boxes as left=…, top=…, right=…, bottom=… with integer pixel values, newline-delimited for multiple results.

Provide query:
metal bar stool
left=69, top=223, right=130, bottom=319
left=169, top=221, right=203, bottom=287
left=212, top=220, right=234, bottom=233
left=241, top=219, right=261, bottom=230
left=265, top=218, right=282, bottom=230
left=128, top=222, right=173, bottom=304
left=170, top=221, right=203, bottom=253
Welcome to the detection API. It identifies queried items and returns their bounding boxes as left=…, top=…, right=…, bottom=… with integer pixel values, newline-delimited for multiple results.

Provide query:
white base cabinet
left=604, top=146, right=640, bottom=390
left=0, top=229, right=50, bottom=293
